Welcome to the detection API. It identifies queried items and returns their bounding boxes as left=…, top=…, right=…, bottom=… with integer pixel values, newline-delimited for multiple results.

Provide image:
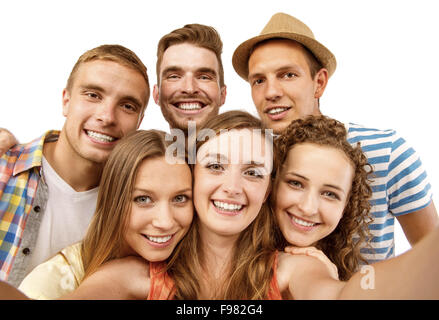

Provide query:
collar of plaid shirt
left=0, top=130, right=60, bottom=281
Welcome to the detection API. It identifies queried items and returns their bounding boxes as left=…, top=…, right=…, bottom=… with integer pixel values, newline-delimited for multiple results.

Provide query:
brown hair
left=272, top=115, right=373, bottom=280
left=156, top=24, right=225, bottom=87
left=167, top=110, right=277, bottom=299
left=81, top=129, right=187, bottom=278
left=66, top=44, right=150, bottom=111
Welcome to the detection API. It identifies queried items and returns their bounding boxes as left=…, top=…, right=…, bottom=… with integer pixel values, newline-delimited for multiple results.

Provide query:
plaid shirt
left=0, top=130, right=59, bottom=283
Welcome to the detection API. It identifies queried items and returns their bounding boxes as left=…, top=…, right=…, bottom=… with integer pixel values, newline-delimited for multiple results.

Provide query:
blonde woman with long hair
left=16, top=130, right=193, bottom=299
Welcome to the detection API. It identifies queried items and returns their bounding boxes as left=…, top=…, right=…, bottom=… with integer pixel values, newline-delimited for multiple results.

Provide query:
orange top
left=147, top=261, right=175, bottom=300
left=147, top=251, right=283, bottom=300
left=266, top=250, right=282, bottom=300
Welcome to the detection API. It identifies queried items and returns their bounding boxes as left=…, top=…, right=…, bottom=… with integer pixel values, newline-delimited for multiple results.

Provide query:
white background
left=1, top=0, right=438, bottom=255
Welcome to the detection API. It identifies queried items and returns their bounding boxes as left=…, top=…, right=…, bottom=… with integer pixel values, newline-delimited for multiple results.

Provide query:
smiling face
left=275, top=143, right=354, bottom=247
left=193, top=129, right=272, bottom=237
left=121, top=156, right=193, bottom=262
left=248, top=40, right=327, bottom=134
left=62, top=60, right=148, bottom=164
left=153, top=43, right=226, bottom=130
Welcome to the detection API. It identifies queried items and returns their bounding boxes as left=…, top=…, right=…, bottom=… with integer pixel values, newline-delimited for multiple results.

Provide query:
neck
left=43, top=130, right=103, bottom=192
left=198, top=224, right=239, bottom=288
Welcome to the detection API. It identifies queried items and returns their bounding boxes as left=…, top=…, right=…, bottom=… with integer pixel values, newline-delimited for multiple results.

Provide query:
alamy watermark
left=163, top=121, right=274, bottom=173
left=360, top=265, right=375, bottom=290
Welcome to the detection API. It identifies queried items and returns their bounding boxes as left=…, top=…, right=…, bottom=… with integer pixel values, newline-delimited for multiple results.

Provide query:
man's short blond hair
left=66, top=44, right=150, bottom=110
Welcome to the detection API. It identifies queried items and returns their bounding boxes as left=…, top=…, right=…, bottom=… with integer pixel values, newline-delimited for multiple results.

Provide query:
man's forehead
left=248, top=39, right=310, bottom=75
left=160, top=43, right=220, bottom=71
left=73, top=60, right=148, bottom=101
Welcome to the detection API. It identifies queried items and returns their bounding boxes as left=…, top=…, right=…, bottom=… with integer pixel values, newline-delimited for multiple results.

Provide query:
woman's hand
left=284, top=246, right=339, bottom=280
left=0, top=128, right=18, bottom=156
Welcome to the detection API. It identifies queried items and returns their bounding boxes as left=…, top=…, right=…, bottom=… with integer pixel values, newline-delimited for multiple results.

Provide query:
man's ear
left=153, top=84, right=160, bottom=105
left=219, top=85, right=227, bottom=107
left=62, top=88, right=70, bottom=117
left=314, top=68, right=329, bottom=99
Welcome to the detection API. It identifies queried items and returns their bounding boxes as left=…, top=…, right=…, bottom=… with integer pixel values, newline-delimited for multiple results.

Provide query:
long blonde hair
left=168, top=110, right=277, bottom=299
left=81, top=130, right=185, bottom=278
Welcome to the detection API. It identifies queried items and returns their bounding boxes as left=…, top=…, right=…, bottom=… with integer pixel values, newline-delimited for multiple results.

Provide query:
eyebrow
left=285, top=172, right=346, bottom=193
left=243, top=160, right=266, bottom=167
left=249, top=64, right=303, bottom=79
left=133, top=187, right=192, bottom=194
left=161, top=66, right=183, bottom=76
left=202, top=153, right=229, bottom=163
left=80, top=84, right=143, bottom=109
left=196, top=67, right=217, bottom=77
left=162, top=66, right=217, bottom=77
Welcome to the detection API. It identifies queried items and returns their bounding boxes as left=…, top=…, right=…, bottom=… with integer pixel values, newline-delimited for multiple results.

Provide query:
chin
left=143, top=251, right=171, bottom=262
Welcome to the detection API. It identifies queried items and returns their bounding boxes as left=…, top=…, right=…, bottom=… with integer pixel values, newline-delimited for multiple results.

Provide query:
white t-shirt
left=26, top=156, right=98, bottom=275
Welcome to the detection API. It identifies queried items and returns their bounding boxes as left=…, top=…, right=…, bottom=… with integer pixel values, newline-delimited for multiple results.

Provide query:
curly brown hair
left=271, top=115, right=374, bottom=280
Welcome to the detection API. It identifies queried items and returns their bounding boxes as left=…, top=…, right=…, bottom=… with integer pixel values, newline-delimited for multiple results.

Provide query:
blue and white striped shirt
left=347, top=123, right=432, bottom=263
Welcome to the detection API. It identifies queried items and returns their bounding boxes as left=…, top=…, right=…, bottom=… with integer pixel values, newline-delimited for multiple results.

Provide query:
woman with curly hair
left=271, top=115, right=373, bottom=281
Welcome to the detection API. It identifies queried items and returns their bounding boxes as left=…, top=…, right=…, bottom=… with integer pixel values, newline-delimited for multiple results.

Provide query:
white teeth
left=213, top=200, right=243, bottom=211
left=292, top=216, right=317, bottom=227
left=177, top=103, right=202, bottom=110
left=146, top=235, right=172, bottom=243
left=267, top=107, right=289, bottom=115
left=86, top=130, right=115, bottom=142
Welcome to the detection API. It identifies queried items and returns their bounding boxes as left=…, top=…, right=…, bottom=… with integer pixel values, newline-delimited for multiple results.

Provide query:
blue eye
left=199, top=74, right=213, bottom=80
left=134, top=195, right=152, bottom=204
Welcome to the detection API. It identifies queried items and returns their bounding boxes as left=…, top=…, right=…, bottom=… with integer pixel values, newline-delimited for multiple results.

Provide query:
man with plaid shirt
left=0, top=44, right=150, bottom=286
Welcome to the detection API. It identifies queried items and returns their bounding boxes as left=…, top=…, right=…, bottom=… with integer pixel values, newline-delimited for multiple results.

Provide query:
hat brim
left=232, top=32, right=336, bottom=81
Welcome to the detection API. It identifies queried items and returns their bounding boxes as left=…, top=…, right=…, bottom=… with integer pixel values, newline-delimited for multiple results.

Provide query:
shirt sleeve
left=386, top=131, right=432, bottom=216
left=18, top=252, right=79, bottom=300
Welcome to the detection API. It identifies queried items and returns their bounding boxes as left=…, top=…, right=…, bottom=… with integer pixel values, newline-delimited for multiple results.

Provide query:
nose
left=95, top=100, right=117, bottom=126
left=152, top=203, right=175, bottom=230
left=265, top=78, right=283, bottom=102
left=181, top=74, right=199, bottom=95
left=222, top=168, right=243, bottom=196
left=297, top=191, right=319, bottom=217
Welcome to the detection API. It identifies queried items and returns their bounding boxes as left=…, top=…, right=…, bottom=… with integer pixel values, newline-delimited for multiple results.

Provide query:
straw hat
left=232, top=12, right=336, bottom=80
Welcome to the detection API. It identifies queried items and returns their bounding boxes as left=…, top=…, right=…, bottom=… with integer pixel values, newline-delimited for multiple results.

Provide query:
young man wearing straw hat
left=232, top=12, right=438, bottom=263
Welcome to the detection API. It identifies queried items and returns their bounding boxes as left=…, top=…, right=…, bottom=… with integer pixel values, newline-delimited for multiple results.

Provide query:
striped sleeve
left=386, top=132, right=432, bottom=216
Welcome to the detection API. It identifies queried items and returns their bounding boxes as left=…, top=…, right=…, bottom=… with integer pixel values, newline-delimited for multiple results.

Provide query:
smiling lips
left=212, top=200, right=245, bottom=216
left=85, top=130, right=118, bottom=144
left=172, top=97, right=210, bottom=114
left=287, top=212, right=320, bottom=230
left=143, top=233, right=175, bottom=248
left=265, top=106, right=291, bottom=120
